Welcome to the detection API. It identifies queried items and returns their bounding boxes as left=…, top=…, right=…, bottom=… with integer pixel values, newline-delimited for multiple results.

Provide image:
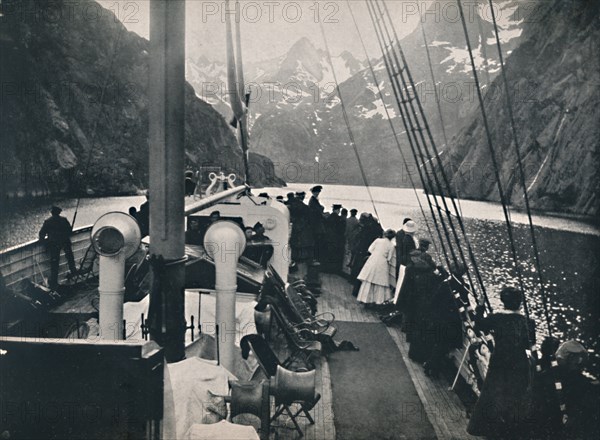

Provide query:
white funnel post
left=98, top=254, right=126, bottom=340
left=91, top=212, right=142, bottom=341
left=203, top=221, right=246, bottom=372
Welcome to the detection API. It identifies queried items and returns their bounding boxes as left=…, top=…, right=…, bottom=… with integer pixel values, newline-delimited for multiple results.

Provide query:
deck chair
left=270, top=365, right=321, bottom=437
left=261, top=269, right=335, bottom=338
left=228, top=380, right=271, bottom=440
left=269, top=306, right=322, bottom=368
left=124, top=250, right=151, bottom=302
left=68, top=244, right=98, bottom=285
left=241, top=333, right=312, bottom=376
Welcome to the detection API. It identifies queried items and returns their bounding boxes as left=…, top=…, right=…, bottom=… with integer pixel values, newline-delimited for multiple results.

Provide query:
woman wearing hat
left=392, top=219, right=418, bottom=304
left=467, top=287, right=536, bottom=438
left=356, top=229, right=396, bottom=306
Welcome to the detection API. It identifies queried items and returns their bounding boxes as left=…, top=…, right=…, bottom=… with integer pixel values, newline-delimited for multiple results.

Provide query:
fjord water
left=1, top=185, right=598, bottom=374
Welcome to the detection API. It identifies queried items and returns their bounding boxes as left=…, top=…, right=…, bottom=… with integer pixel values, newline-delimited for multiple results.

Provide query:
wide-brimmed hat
left=310, top=185, right=323, bottom=193
left=402, top=220, right=417, bottom=234
left=50, top=206, right=62, bottom=215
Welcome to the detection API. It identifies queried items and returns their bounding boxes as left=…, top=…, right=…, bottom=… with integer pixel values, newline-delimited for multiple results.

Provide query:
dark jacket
left=39, top=215, right=72, bottom=245
left=308, top=196, right=325, bottom=235
left=395, top=231, right=417, bottom=269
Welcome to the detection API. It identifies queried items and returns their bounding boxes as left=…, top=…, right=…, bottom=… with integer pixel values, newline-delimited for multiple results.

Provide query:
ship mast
left=147, top=0, right=186, bottom=362
left=225, top=0, right=251, bottom=183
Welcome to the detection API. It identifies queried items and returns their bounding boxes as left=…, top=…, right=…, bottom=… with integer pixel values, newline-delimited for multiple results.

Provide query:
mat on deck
left=328, top=321, right=436, bottom=440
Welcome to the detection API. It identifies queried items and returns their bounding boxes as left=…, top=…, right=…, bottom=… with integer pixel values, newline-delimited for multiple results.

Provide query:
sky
left=97, top=0, right=436, bottom=63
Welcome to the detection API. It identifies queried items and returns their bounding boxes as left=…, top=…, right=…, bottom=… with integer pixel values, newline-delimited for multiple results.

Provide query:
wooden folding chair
left=270, top=365, right=321, bottom=437
left=68, top=244, right=98, bottom=285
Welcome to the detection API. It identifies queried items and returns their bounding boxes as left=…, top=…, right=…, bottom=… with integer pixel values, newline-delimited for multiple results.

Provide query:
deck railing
left=0, top=226, right=93, bottom=289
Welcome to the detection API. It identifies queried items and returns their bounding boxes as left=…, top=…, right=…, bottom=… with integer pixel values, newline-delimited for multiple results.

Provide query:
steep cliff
left=444, top=0, right=599, bottom=216
left=0, top=0, right=281, bottom=203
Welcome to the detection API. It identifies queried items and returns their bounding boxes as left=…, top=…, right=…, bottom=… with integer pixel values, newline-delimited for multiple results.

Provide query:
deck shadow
left=328, top=320, right=436, bottom=440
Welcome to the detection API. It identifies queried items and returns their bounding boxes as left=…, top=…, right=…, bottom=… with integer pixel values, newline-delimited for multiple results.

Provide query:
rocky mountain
left=186, top=1, right=524, bottom=187
left=0, top=0, right=281, bottom=203
left=443, top=0, right=599, bottom=216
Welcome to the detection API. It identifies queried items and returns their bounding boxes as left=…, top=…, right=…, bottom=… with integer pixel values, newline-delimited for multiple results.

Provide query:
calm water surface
left=1, top=185, right=598, bottom=374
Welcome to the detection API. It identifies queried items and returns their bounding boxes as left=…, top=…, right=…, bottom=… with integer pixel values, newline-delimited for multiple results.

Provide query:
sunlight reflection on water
left=1, top=185, right=598, bottom=374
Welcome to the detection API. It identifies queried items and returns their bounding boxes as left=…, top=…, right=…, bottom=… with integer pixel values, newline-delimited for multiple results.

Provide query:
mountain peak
left=290, top=37, right=317, bottom=52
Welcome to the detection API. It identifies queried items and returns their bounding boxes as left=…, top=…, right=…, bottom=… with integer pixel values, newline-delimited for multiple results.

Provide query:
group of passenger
left=281, top=185, right=365, bottom=274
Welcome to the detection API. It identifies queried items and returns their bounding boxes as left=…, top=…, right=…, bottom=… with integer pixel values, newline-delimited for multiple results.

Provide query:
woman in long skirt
left=356, top=229, right=396, bottom=305
left=467, top=287, right=536, bottom=439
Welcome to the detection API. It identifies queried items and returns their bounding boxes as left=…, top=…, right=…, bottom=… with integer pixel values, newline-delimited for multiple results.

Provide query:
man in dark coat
left=395, top=218, right=416, bottom=274
left=288, top=195, right=314, bottom=263
left=295, top=191, right=306, bottom=203
left=284, top=192, right=295, bottom=206
left=308, top=186, right=326, bottom=262
left=423, top=262, right=469, bottom=376
left=345, top=209, right=360, bottom=244
left=323, top=204, right=345, bottom=273
left=39, top=206, right=77, bottom=289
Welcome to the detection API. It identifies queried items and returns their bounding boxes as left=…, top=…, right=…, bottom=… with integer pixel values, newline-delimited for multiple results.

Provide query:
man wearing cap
left=284, top=192, right=295, bottom=206
left=288, top=192, right=314, bottom=265
left=308, top=186, right=326, bottom=261
left=242, top=222, right=274, bottom=268
left=39, top=206, right=77, bottom=289
left=294, top=191, right=306, bottom=204
left=323, top=204, right=345, bottom=273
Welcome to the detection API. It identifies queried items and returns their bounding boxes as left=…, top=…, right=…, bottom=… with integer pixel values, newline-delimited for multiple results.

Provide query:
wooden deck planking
left=266, top=332, right=336, bottom=440
left=318, top=272, right=477, bottom=440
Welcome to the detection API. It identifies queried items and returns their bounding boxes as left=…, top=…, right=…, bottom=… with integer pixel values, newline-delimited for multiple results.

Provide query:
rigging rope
left=369, top=0, right=491, bottom=310
left=418, top=8, right=464, bottom=219
left=317, top=21, right=380, bottom=220
left=71, top=23, right=126, bottom=228
left=476, top=7, right=492, bottom=89
left=363, top=2, right=453, bottom=269
left=487, top=0, right=553, bottom=335
left=455, top=0, right=530, bottom=319
left=345, top=0, right=441, bottom=260
left=375, top=0, right=490, bottom=306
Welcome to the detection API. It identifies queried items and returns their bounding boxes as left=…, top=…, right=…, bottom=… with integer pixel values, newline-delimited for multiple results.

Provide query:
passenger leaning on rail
left=467, top=287, right=536, bottom=439
left=38, top=206, right=77, bottom=289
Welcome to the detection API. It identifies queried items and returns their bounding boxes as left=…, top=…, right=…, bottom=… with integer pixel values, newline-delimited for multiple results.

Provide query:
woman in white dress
left=357, top=229, right=396, bottom=305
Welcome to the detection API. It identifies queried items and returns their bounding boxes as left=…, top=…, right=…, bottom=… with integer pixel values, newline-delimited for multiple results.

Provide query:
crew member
left=288, top=193, right=314, bottom=264
left=323, top=204, right=345, bottom=273
left=295, top=191, right=307, bottom=203
left=38, top=206, right=77, bottom=289
left=308, top=186, right=326, bottom=262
